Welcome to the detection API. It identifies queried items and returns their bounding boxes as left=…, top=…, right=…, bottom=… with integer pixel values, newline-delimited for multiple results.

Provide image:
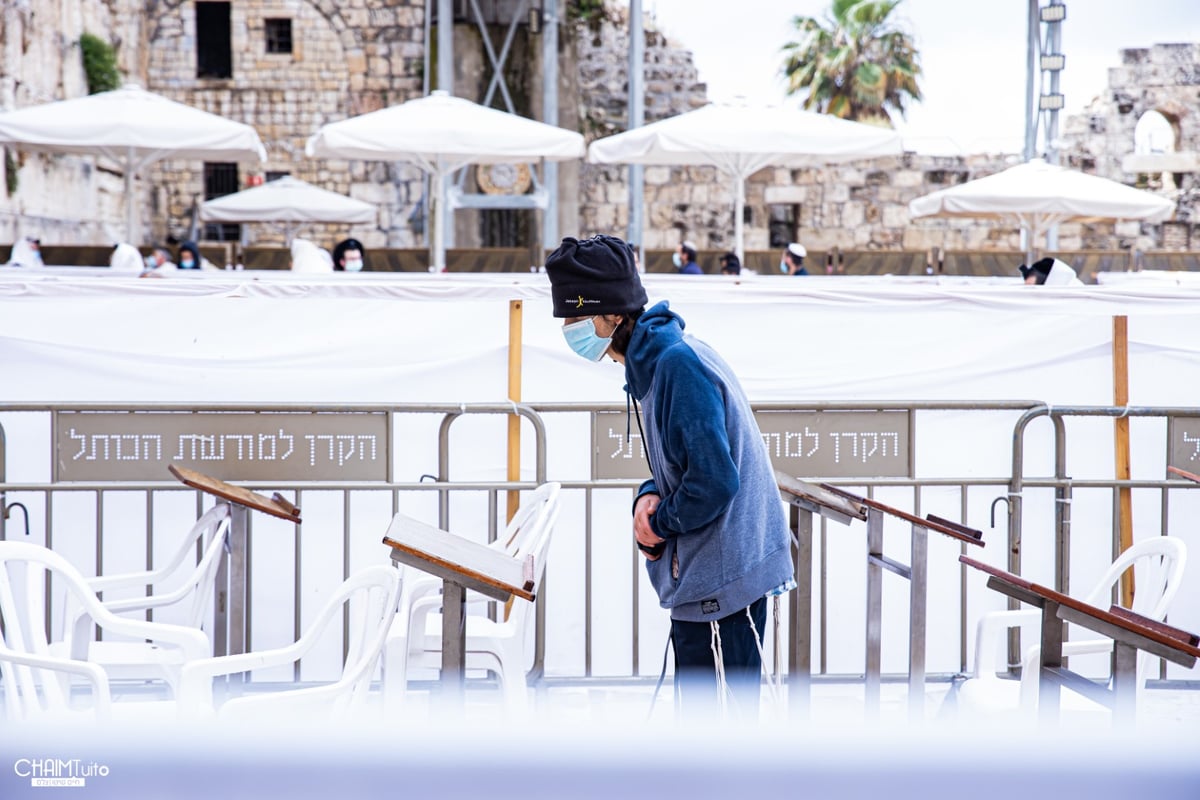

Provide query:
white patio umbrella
left=908, top=158, right=1176, bottom=260
left=199, top=175, right=376, bottom=241
left=587, top=101, right=904, bottom=262
left=305, top=90, right=585, bottom=272
left=0, top=84, right=266, bottom=243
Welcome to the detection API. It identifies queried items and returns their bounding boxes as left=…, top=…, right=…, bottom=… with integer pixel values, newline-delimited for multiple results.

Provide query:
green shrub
left=80, top=32, right=120, bottom=94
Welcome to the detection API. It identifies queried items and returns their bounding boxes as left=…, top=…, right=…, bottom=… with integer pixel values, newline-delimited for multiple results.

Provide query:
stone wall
left=1061, top=42, right=1200, bottom=250
left=145, top=0, right=426, bottom=250
left=572, top=2, right=1185, bottom=256
left=0, top=0, right=1192, bottom=260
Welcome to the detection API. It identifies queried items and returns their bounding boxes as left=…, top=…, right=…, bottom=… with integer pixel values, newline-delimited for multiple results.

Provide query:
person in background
left=291, top=238, right=334, bottom=273
left=109, top=242, right=144, bottom=273
left=177, top=241, right=202, bottom=270
left=544, top=234, right=794, bottom=721
left=719, top=252, right=741, bottom=276
left=6, top=236, right=44, bottom=268
left=1019, top=256, right=1083, bottom=286
left=147, top=244, right=175, bottom=271
left=332, top=238, right=365, bottom=272
left=673, top=240, right=703, bottom=275
left=781, top=242, right=808, bottom=275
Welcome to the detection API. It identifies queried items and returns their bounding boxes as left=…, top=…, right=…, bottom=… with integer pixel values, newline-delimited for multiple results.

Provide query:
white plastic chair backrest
left=498, top=483, right=561, bottom=626
left=1079, top=536, right=1186, bottom=620
left=300, top=564, right=401, bottom=711
left=90, top=503, right=231, bottom=630
left=0, top=542, right=116, bottom=719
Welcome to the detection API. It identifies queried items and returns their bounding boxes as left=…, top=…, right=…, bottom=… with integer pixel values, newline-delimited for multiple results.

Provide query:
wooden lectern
left=381, top=513, right=538, bottom=704
left=961, top=554, right=1200, bottom=725
left=168, top=464, right=301, bottom=664
left=777, top=470, right=984, bottom=720
left=776, top=471, right=867, bottom=717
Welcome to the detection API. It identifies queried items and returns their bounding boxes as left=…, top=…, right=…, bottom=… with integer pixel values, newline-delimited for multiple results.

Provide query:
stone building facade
left=0, top=0, right=1192, bottom=261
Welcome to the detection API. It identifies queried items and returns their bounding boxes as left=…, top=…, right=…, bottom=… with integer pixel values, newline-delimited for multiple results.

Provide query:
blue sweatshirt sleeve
left=648, top=350, right=739, bottom=537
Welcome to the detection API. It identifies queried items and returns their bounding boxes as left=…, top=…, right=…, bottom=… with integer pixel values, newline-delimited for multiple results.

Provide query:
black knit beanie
left=545, top=235, right=648, bottom=318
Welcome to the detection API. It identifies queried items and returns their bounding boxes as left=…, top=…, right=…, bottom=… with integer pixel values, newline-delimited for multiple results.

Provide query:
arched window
left=1133, top=110, right=1176, bottom=155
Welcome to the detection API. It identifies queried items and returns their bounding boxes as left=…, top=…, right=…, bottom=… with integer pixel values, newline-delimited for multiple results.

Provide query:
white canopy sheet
left=2, top=270, right=1199, bottom=406
left=4, top=270, right=1200, bottom=683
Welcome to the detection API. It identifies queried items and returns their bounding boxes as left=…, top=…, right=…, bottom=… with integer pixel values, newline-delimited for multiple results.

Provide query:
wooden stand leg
left=1038, top=601, right=1063, bottom=726
left=440, top=580, right=467, bottom=708
left=788, top=505, right=813, bottom=719
left=865, top=509, right=884, bottom=716
left=908, top=525, right=928, bottom=721
left=1112, top=641, right=1138, bottom=727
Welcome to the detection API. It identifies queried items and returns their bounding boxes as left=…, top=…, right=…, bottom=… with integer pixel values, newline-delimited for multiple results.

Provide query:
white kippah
left=787, top=242, right=807, bottom=258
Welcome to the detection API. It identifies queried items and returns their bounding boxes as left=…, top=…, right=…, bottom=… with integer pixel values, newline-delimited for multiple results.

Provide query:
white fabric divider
left=4, top=272, right=1200, bottom=683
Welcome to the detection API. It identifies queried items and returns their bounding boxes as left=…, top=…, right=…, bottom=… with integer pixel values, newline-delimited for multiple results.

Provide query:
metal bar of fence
left=3, top=401, right=1200, bottom=694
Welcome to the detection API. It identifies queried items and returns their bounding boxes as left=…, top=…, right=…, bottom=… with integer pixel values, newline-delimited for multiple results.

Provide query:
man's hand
left=633, top=493, right=665, bottom=560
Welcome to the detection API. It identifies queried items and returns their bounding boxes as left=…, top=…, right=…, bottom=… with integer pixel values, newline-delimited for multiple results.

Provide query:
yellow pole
left=1113, top=315, right=1135, bottom=607
left=506, top=299, right=523, bottom=524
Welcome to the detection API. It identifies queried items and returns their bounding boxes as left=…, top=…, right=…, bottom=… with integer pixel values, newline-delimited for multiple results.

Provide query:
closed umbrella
left=908, top=158, right=1175, bottom=261
left=306, top=90, right=585, bottom=272
left=0, top=84, right=266, bottom=242
left=587, top=101, right=904, bottom=262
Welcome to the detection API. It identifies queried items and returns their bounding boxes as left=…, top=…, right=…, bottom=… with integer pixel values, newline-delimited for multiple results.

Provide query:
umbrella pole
left=432, top=162, right=446, bottom=273
left=734, top=176, right=745, bottom=265
left=125, top=147, right=136, bottom=244
left=1112, top=315, right=1136, bottom=607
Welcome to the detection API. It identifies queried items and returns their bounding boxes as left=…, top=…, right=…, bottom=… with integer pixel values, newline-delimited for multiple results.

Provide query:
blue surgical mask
left=562, top=317, right=613, bottom=362
left=344, top=258, right=363, bottom=272
left=180, top=259, right=195, bottom=269
left=672, top=252, right=682, bottom=268
left=780, top=258, right=789, bottom=274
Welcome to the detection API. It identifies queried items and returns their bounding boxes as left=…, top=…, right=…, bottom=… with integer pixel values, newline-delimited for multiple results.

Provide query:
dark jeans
left=671, top=596, right=767, bottom=721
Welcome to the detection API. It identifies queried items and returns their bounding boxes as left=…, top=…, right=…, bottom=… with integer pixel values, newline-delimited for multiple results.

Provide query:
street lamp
left=1040, top=53, right=1066, bottom=71
left=1039, top=3, right=1067, bottom=22
left=1038, top=93, right=1065, bottom=111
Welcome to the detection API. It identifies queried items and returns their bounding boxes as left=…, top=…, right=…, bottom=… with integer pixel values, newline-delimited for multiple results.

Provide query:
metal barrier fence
left=2, top=400, right=1198, bottom=687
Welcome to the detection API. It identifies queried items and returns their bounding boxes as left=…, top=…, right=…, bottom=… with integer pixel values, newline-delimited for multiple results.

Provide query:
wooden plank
left=775, top=470, right=867, bottom=522
left=381, top=514, right=534, bottom=601
left=167, top=463, right=302, bottom=523
left=960, top=555, right=1200, bottom=659
left=1168, top=465, right=1200, bottom=485
left=1108, top=605, right=1200, bottom=647
left=1113, top=315, right=1135, bottom=607
left=822, top=484, right=984, bottom=546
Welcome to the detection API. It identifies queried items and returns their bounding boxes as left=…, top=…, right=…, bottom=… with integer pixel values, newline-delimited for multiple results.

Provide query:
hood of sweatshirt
left=623, top=300, right=685, bottom=400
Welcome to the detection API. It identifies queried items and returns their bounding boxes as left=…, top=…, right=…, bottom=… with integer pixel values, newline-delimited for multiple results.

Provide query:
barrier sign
left=54, top=411, right=389, bottom=482
left=1167, top=416, right=1200, bottom=475
left=592, top=409, right=911, bottom=480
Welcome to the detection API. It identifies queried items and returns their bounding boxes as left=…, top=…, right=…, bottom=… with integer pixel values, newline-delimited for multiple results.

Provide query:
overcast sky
left=616, top=0, right=1200, bottom=154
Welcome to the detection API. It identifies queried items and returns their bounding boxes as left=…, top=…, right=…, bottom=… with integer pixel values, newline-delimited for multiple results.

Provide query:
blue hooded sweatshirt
left=627, top=301, right=794, bottom=622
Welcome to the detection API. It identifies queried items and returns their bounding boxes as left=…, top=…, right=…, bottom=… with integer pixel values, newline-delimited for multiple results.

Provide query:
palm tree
left=780, top=0, right=922, bottom=127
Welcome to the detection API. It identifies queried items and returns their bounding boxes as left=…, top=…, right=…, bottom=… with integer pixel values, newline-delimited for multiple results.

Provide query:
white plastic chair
left=175, top=564, right=401, bottom=723
left=957, top=536, right=1188, bottom=720
left=382, top=482, right=561, bottom=712
left=0, top=541, right=210, bottom=723
left=57, top=504, right=231, bottom=693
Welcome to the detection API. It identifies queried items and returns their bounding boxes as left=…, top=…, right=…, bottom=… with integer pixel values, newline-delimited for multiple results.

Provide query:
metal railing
left=3, top=399, right=1197, bottom=688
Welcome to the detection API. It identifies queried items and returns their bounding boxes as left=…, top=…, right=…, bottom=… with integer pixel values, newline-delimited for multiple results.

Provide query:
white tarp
left=199, top=176, right=376, bottom=225
left=908, top=159, right=1175, bottom=258
left=587, top=101, right=903, bottom=261
left=3, top=272, right=1199, bottom=684
left=306, top=91, right=586, bottom=273
left=0, top=84, right=267, bottom=241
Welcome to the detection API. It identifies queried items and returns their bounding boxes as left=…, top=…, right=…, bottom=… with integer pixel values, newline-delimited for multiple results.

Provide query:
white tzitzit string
left=709, top=620, right=729, bottom=717
left=745, top=599, right=783, bottom=707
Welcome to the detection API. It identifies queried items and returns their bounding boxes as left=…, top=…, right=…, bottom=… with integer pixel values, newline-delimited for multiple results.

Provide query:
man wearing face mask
left=545, top=234, right=794, bottom=720
left=332, top=238, right=366, bottom=272
left=672, top=240, right=703, bottom=275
